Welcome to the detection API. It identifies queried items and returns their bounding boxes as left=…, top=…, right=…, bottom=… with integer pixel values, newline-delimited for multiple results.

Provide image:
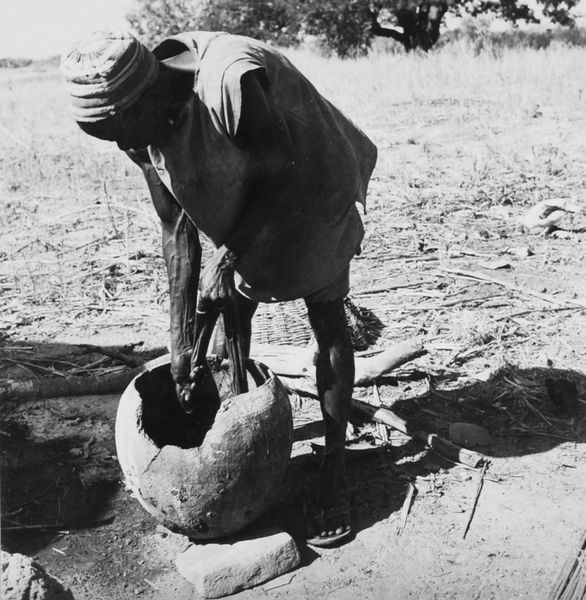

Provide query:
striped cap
left=61, top=30, right=160, bottom=122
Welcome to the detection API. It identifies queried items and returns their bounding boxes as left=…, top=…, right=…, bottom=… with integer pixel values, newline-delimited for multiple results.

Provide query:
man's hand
left=175, top=364, right=218, bottom=415
left=196, top=245, right=238, bottom=315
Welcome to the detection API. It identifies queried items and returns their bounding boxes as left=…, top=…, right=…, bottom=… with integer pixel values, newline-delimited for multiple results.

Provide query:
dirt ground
left=2, top=353, right=586, bottom=600
left=3, top=232, right=586, bottom=600
left=3, top=53, right=586, bottom=599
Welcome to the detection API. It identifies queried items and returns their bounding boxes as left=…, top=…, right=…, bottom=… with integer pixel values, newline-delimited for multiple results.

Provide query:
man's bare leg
left=306, top=298, right=354, bottom=545
left=235, top=294, right=258, bottom=359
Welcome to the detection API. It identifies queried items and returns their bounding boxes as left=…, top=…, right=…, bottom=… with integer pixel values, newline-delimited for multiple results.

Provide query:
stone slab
left=175, top=526, right=301, bottom=598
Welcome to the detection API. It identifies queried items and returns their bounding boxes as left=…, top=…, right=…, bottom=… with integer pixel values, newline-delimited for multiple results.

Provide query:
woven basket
left=251, top=296, right=381, bottom=351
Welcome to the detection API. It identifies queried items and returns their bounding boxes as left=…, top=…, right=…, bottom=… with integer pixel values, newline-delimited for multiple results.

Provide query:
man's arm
left=125, top=149, right=201, bottom=384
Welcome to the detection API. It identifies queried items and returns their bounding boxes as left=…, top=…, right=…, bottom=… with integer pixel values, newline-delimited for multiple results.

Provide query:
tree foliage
left=127, top=0, right=580, bottom=55
left=127, top=0, right=303, bottom=48
left=304, top=1, right=375, bottom=56
left=127, top=0, right=203, bottom=47
left=199, top=0, right=304, bottom=46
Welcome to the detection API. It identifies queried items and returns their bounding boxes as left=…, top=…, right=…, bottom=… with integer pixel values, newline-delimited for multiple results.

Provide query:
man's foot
left=306, top=505, right=352, bottom=548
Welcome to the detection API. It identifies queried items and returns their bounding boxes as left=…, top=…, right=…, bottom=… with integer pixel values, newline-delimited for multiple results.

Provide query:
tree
left=368, top=0, right=450, bottom=52
left=127, top=0, right=303, bottom=48
left=127, top=0, right=580, bottom=56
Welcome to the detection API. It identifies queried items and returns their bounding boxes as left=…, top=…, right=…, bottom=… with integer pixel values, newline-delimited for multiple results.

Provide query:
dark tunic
left=148, top=32, right=377, bottom=302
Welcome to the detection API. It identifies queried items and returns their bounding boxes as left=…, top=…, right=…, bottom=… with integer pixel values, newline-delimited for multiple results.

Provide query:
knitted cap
left=61, top=30, right=160, bottom=122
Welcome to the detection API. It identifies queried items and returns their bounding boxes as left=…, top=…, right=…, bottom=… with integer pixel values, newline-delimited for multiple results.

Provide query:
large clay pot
left=115, top=358, right=293, bottom=539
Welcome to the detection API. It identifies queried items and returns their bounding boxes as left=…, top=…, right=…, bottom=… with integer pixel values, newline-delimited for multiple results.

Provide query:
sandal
left=306, top=505, right=352, bottom=548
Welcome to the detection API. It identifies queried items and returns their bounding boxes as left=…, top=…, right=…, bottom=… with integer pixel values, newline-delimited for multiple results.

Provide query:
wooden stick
left=0, top=368, right=140, bottom=401
left=397, top=482, right=416, bottom=536
left=351, top=397, right=487, bottom=469
left=250, top=339, right=427, bottom=385
left=462, top=461, right=488, bottom=539
left=353, top=339, right=427, bottom=385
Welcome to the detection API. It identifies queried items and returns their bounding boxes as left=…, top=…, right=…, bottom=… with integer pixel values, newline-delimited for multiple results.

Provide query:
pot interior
left=134, top=359, right=269, bottom=450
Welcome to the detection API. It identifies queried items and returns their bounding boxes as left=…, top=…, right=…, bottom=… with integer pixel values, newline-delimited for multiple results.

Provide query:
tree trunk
left=371, top=3, right=447, bottom=52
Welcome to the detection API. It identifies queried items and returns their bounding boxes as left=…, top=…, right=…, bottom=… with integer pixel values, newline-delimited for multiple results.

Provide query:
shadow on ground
left=2, top=336, right=585, bottom=556
left=389, top=365, right=586, bottom=458
left=1, top=418, right=120, bottom=555
left=269, top=364, right=586, bottom=544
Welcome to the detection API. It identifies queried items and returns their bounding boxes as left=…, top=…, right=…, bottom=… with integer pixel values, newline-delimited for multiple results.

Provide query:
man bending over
left=61, top=29, right=377, bottom=547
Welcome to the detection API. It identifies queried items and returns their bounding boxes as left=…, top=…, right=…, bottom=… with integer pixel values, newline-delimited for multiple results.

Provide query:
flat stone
left=1, top=551, right=74, bottom=600
left=175, top=526, right=301, bottom=598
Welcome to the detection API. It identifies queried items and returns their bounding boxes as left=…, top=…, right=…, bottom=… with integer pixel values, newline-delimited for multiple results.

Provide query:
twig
left=463, top=462, right=489, bottom=539
left=3, top=358, right=67, bottom=378
left=81, top=344, right=143, bottom=368
left=1, top=515, right=115, bottom=532
left=144, top=579, right=159, bottom=591
left=0, top=121, right=30, bottom=149
left=520, top=397, right=554, bottom=428
left=509, top=427, right=575, bottom=442
left=47, top=201, right=158, bottom=227
left=1, top=522, right=66, bottom=531
left=372, top=383, right=389, bottom=443
left=397, top=482, right=417, bottom=536
left=439, top=266, right=586, bottom=309
left=495, top=306, right=585, bottom=322
left=353, top=278, right=438, bottom=295
left=443, top=342, right=497, bottom=367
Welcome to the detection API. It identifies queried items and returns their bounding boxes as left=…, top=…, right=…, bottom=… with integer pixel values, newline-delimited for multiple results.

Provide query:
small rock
left=478, top=258, right=511, bottom=270
left=175, top=526, right=300, bottom=598
left=473, top=368, right=494, bottom=383
left=1, top=551, right=74, bottom=600
left=517, top=198, right=581, bottom=232
left=507, top=245, right=534, bottom=258
left=449, top=422, right=493, bottom=448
